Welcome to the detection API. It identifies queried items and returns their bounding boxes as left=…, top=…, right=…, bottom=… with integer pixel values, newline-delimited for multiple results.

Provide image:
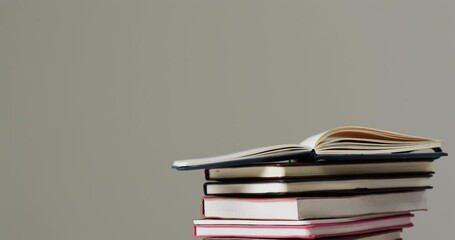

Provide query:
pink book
left=193, top=213, right=413, bottom=239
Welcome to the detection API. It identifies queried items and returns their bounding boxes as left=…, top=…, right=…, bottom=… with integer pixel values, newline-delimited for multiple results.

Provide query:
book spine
left=201, top=197, right=206, bottom=218
left=204, top=169, right=211, bottom=180
left=192, top=224, right=197, bottom=237
left=203, top=182, right=208, bottom=195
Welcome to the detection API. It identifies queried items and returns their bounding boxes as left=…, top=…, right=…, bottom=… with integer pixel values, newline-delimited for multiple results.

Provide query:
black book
left=205, top=160, right=435, bottom=181
left=203, top=173, right=432, bottom=196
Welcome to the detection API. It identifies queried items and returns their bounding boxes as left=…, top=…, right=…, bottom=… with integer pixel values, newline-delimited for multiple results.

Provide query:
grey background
left=1, top=0, right=454, bottom=239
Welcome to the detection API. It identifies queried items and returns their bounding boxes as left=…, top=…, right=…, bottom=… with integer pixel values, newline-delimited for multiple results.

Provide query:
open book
left=172, top=126, right=445, bottom=170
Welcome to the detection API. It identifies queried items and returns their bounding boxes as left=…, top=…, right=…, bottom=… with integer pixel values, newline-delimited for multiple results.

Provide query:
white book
left=202, top=191, right=426, bottom=220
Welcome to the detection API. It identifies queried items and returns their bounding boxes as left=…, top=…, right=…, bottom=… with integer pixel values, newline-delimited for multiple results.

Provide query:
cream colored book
left=172, top=126, right=444, bottom=170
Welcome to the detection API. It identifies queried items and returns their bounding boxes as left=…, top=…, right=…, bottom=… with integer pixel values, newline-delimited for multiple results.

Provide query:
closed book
left=203, top=229, right=402, bottom=240
left=194, top=213, right=412, bottom=239
left=204, top=174, right=432, bottom=196
left=205, top=160, right=434, bottom=180
left=202, top=191, right=426, bottom=220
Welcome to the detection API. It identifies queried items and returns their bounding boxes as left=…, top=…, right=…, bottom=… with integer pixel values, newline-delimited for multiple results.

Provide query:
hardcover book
left=204, top=173, right=432, bottom=196
left=172, top=126, right=445, bottom=170
left=202, top=191, right=426, bottom=220
left=202, top=229, right=402, bottom=239
left=194, top=214, right=413, bottom=239
left=205, top=160, right=434, bottom=180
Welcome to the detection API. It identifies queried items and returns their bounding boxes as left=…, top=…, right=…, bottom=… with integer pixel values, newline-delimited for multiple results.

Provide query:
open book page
left=300, top=126, right=442, bottom=154
left=172, top=144, right=310, bottom=168
left=300, top=131, right=326, bottom=148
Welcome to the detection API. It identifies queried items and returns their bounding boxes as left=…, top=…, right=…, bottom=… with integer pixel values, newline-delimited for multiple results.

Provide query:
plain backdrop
left=1, top=0, right=454, bottom=239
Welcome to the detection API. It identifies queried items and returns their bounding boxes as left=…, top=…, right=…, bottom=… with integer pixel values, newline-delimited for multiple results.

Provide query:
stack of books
left=173, top=126, right=447, bottom=239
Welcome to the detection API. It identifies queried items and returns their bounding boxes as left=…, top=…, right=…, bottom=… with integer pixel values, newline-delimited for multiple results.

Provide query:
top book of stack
left=172, top=126, right=447, bottom=170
